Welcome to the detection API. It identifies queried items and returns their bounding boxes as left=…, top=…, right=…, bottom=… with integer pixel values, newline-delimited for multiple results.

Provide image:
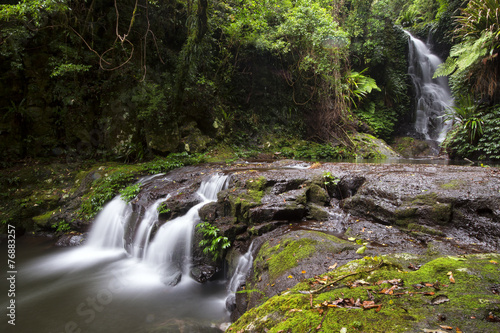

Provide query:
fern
left=434, top=31, right=493, bottom=78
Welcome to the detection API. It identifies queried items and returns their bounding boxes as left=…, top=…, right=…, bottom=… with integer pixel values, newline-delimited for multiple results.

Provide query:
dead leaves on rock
left=314, top=297, right=382, bottom=312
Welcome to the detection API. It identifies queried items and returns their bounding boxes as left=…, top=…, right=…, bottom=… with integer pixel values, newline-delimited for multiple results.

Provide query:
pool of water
left=1, top=236, right=229, bottom=333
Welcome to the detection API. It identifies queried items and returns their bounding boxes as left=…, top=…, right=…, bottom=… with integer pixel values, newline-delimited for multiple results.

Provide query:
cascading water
left=225, top=242, right=255, bottom=313
left=144, top=175, right=228, bottom=283
left=10, top=174, right=232, bottom=333
left=227, top=242, right=254, bottom=294
left=406, top=31, right=454, bottom=149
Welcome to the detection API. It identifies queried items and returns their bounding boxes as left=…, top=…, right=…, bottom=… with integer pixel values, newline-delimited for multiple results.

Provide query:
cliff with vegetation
left=1, top=0, right=498, bottom=164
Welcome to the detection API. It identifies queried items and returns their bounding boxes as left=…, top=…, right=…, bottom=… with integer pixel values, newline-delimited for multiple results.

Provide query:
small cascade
left=130, top=195, right=170, bottom=258
left=225, top=243, right=255, bottom=313
left=141, top=174, right=228, bottom=283
left=227, top=242, right=255, bottom=293
left=406, top=32, right=454, bottom=148
left=82, top=173, right=229, bottom=286
left=86, top=196, right=132, bottom=249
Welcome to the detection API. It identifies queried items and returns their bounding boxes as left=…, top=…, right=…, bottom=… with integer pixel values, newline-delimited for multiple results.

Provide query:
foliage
left=281, top=141, right=354, bottom=161
left=435, top=0, right=500, bottom=102
left=444, top=104, right=500, bottom=161
left=322, top=171, right=340, bottom=188
left=51, top=220, right=71, bottom=233
left=354, top=102, right=397, bottom=140
left=120, top=183, right=141, bottom=203
left=196, top=221, right=231, bottom=261
left=344, top=69, right=380, bottom=107
left=157, top=202, right=171, bottom=215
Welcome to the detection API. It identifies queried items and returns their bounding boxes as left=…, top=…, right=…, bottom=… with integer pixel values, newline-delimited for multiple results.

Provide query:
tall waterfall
left=406, top=32, right=453, bottom=146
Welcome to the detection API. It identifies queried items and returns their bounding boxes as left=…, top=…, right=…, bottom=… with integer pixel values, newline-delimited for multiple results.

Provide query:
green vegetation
left=120, top=183, right=142, bottom=203
left=229, top=254, right=500, bottom=332
left=196, top=221, right=231, bottom=261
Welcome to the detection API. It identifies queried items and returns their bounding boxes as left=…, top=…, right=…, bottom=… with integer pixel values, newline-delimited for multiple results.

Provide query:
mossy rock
left=306, top=203, right=329, bottom=221
left=244, top=230, right=356, bottom=311
left=306, top=183, right=329, bottom=205
left=32, top=209, right=57, bottom=228
left=228, top=254, right=500, bottom=333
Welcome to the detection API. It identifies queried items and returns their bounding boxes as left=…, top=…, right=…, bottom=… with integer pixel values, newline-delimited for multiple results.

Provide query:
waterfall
left=86, top=196, right=132, bottom=249
left=406, top=32, right=453, bottom=146
left=130, top=195, right=170, bottom=258
left=82, top=173, right=229, bottom=286
left=225, top=242, right=255, bottom=313
left=227, top=242, right=254, bottom=293
left=144, top=174, right=228, bottom=284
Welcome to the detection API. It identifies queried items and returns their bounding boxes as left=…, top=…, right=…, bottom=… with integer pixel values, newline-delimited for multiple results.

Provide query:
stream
left=1, top=176, right=234, bottom=333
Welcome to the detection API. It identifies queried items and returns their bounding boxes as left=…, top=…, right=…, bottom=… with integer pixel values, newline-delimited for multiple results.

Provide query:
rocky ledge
left=121, top=160, right=500, bottom=332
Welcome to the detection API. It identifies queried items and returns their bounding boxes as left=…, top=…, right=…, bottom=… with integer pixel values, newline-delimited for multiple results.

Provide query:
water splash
left=406, top=32, right=453, bottom=146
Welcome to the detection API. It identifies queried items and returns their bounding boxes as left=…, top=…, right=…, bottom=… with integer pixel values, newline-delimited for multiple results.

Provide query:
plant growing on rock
left=196, top=221, right=231, bottom=261
left=120, top=183, right=142, bottom=203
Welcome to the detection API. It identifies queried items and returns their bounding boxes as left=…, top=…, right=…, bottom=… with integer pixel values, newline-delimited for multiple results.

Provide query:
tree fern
left=434, top=31, right=493, bottom=78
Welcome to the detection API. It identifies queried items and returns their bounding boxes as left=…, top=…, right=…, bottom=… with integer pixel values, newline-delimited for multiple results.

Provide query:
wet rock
left=55, top=234, right=87, bottom=247
left=190, top=265, right=217, bottom=283
left=336, top=175, right=366, bottom=199
left=306, top=183, right=329, bottom=205
left=237, top=229, right=357, bottom=313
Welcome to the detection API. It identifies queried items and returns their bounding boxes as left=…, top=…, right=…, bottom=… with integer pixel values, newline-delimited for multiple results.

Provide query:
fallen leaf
left=447, top=271, right=455, bottom=284
left=356, top=245, right=367, bottom=254
left=486, top=311, right=500, bottom=322
left=430, top=295, right=450, bottom=305
left=456, top=328, right=463, bottom=333
left=439, top=325, right=453, bottom=330
left=329, top=263, right=338, bottom=270
left=301, top=270, right=306, bottom=274
left=489, top=260, right=498, bottom=264
left=288, top=275, right=293, bottom=279
left=288, top=309, right=303, bottom=313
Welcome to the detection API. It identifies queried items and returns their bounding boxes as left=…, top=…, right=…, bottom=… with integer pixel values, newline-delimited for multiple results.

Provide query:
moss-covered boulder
left=228, top=254, right=500, bottom=332
left=233, top=230, right=356, bottom=319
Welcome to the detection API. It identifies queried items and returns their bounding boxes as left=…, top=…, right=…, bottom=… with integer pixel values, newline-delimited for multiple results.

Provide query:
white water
left=10, top=174, right=232, bottom=333
left=407, top=32, right=453, bottom=145
left=227, top=242, right=254, bottom=293
left=130, top=195, right=170, bottom=258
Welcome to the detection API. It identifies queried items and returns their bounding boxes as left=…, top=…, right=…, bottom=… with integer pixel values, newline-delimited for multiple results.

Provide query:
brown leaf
left=431, top=295, right=450, bottom=305
left=439, top=325, right=453, bottom=330
left=329, top=262, right=338, bottom=270
left=486, top=312, right=500, bottom=322
left=447, top=271, right=455, bottom=284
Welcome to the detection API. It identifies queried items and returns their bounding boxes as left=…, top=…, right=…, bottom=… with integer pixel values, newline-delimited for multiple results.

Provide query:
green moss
left=307, top=183, right=329, bottom=205
left=307, top=203, right=328, bottom=220
left=32, top=209, right=56, bottom=228
left=228, top=254, right=500, bottom=333
left=440, top=179, right=467, bottom=190
left=411, top=192, right=439, bottom=206
left=431, top=202, right=452, bottom=225
left=407, top=223, right=445, bottom=236
left=259, top=238, right=317, bottom=280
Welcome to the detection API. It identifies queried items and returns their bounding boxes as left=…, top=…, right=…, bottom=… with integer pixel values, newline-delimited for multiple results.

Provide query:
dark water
left=1, top=236, right=229, bottom=333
